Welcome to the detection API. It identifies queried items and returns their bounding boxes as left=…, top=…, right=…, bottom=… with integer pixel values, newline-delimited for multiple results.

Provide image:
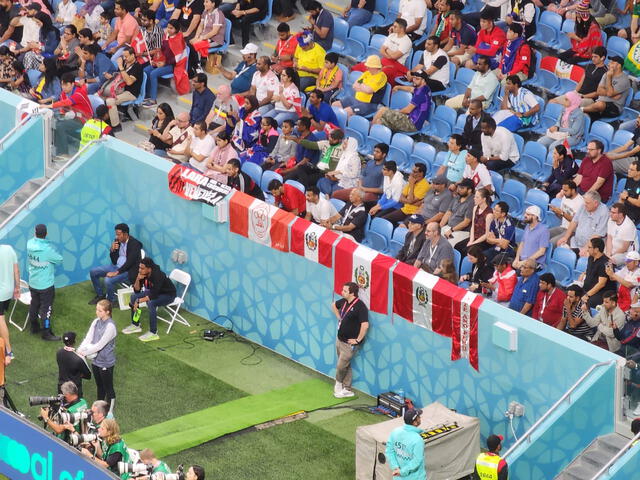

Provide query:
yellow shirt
left=354, top=70, right=388, bottom=103
left=294, top=43, right=326, bottom=78
left=401, top=178, right=430, bottom=214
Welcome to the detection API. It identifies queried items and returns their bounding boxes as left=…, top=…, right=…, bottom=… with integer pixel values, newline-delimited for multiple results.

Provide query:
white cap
left=525, top=205, right=542, bottom=221
left=626, top=251, right=640, bottom=261
left=240, top=43, right=259, bottom=55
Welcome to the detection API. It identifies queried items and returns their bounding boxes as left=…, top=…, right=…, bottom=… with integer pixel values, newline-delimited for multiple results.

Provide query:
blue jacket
left=554, top=108, right=585, bottom=146
left=190, top=87, right=216, bottom=124
left=385, top=425, right=426, bottom=480
left=27, top=237, right=63, bottom=290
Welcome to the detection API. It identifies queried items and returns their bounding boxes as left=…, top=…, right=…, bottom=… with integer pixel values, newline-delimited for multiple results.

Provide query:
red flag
left=333, top=237, right=395, bottom=314
left=167, top=32, right=190, bottom=95
left=392, top=262, right=456, bottom=337
left=290, top=218, right=339, bottom=268
left=451, top=290, right=484, bottom=371
left=228, top=191, right=294, bottom=252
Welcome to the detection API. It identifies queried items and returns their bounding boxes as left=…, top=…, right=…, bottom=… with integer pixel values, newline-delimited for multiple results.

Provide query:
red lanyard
left=339, top=298, right=359, bottom=327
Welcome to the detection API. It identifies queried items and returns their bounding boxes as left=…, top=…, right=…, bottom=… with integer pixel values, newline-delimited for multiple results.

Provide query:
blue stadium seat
left=408, top=142, right=436, bottom=174
left=388, top=133, right=415, bottom=171
left=453, top=249, right=461, bottom=275
left=534, top=151, right=554, bottom=183
left=606, top=36, right=630, bottom=59
left=533, top=11, right=562, bottom=48
left=586, top=120, right=615, bottom=151
left=572, top=114, right=592, bottom=151
left=285, top=180, right=305, bottom=195
left=388, top=227, right=407, bottom=257
left=501, top=179, right=526, bottom=218
left=332, top=107, right=348, bottom=130
left=363, top=217, right=394, bottom=252
left=608, top=178, right=626, bottom=207
left=381, top=83, right=392, bottom=107
left=121, top=72, right=147, bottom=111
left=513, top=133, right=524, bottom=155
left=537, top=69, right=560, bottom=94
left=425, top=105, right=457, bottom=140
left=366, top=34, right=387, bottom=58
left=453, top=113, right=467, bottom=134
left=460, top=257, right=473, bottom=277
left=450, top=68, right=475, bottom=97
left=255, top=0, right=273, bottom=26
left=611, top=130, right=634, bottom=151
left=612, top=0, right=630, bottom=28
left=360, top=124, right=392, bottom=156
left=89, top=94, right=105, bottom=112
left=361, top=0, right=389, bottom=28
left=533, top=102, right=564, bottom=134
left=549, top=247, right=577, bottom=287
left=514, top=141, right=547, bottom=180
left=389, top=90, right=412, bottom=111
left=555, top=19, right=574, bottom=51
left=330, top=198, right=346, bottom=212
left=241, top=162, right=262, bottom=186
left=328, top=18, right=349, bottom=55
left=209, top=19, right=231, bottom=54
left=523, top=189, right=550, bottom=222
left=345, top=115, right=370, bottom=147
left=345, top=26, right=370, bottom=61
left=261, top=170, right=283, bottom=203
left=573, top=256, right=588, bottom=284
left=490, top=171, right=504, bottom=198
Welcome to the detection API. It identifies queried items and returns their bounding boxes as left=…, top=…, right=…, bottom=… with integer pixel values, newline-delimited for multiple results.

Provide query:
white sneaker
left=632, top=404, right=640, bottom=416
left=334, top=388, right=355, bottom=398
left=334, top=381, right=343, bottom=393
left=122, top=324, right=142, bottom=334
left=139, top=331, right=160, bottom=342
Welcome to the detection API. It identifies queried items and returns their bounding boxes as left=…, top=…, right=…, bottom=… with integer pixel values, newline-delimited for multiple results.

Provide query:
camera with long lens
left=59, top=410, right=92, bottom=424
left=68, top=433, right=99, bottom=446
left=151, top=465, right=185, bottom=480
left=29, top=395, right=63, bottom=407
left=118, top=462, right=152, bottom=476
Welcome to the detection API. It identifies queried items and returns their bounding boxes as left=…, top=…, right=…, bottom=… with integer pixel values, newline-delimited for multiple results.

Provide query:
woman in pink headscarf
left=205, top=84, right=240, bottom=135
left=539, top=90, right=585, bottom=150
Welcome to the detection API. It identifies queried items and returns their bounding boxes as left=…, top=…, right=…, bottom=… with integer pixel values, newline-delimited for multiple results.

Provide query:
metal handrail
left=0, top=113, right=38, bottom=149
left=0, top=138, right=103, bottom=231
left=503, top=360, right=615, bottom=460
left=590, top=431, right=640, bottom=479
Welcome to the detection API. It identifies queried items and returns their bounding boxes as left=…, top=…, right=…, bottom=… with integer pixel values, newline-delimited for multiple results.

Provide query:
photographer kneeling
left=39, top=381, right=88, bottom=441
left=135, top=449, right=171, bottom=479
left=81, top=418, right=131, bottom=479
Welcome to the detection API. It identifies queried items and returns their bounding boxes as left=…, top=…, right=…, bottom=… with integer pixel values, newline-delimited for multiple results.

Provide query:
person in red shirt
left=496, top=24, right=531, bottom=84
left=268, top=179, right=306, bottom=216
left=482, top=253, right=517, bottom=305
left=575, top=140, right=614, bottom=203
left=42, top=72, right=94, bottom=156
left=532, top=273, right=566, bottom=327
left=465, top=10, right=506, bottom=70
left=271, top=22, right=298, bottom=75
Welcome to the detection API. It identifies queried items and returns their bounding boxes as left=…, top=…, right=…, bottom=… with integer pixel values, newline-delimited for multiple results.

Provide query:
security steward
left=40, top=380, right=88, bottom=442
left=79, top=104, right=112, bottom=148
left=385, top=408, right=426, bottom=479
left=473, top=434, right=508, bottom=480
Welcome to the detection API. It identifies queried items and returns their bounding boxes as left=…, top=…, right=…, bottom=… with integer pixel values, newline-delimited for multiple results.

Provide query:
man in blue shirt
left=513, top=205, right=549, bottom=269
left=79, top=44, right=117, bottom=95
left=190, top=73, right=215, bottom=124
left=508, top=259, right=539, bottom=316
left=305, top=89, right=339, bottom=132
left=385, top=408, right=426, bottom=480
left=485, top=201, right=516, bottom=263
left=219, top=43, right=258, bottom=95
left=282, top=117, right=321, bottom=188
left=305, top=1, right=334, bottom=51
left=27, top=224, right=63, bottom=341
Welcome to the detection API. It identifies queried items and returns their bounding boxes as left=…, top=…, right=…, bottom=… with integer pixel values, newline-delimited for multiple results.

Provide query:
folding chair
left=8, top=280, right=31, bottom=331
left=158, top=268, right=192, bottom=333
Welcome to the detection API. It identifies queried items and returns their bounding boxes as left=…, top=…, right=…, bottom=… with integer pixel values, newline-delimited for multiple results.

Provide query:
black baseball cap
left=487, top=434, right=504, bottom=451
left=35, top=224, right=47, bottom=236
left=404, top=408, right=423, bottom=425
left=62, top=331, right=76, bottom=345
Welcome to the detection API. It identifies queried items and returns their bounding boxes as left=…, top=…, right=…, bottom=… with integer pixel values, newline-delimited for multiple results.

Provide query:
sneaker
left=139, top=332, right=160, bottom=342
left=142, top=99, right=157, bottom=108
left=122, top=324, right=142, bottom=334
left=334, top=389, right=355, bottom=398
left=88, top=295, right=105, bottom=305
left=334, top=381, right=343, bottom=393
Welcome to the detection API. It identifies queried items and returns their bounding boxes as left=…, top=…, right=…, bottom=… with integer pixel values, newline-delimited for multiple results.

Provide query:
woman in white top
left=185, top=121, right=215, bottom=172
left=263, top=67, right=301, bottom=127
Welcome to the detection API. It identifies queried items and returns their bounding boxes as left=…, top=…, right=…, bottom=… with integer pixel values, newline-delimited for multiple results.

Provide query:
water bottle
left=398, top=388, right=405, bottom=405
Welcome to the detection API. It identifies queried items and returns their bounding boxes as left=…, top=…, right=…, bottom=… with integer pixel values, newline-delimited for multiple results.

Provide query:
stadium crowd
left=3, top=0, right=640, bottom=466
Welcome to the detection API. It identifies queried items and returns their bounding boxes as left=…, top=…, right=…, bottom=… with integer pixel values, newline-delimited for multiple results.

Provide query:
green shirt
left=102, top=439, right=131, bottom=479
left=153, top=461, right=171, bottom=474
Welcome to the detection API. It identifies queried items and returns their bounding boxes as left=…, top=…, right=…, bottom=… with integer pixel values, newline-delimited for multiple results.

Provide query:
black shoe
left=88, top=295, right=105, bottom=305
left=111, top=124, right=122, bottom=134
left=42, top=329, right=61, bottom=341
left=30, top=323, right=41, bottom=334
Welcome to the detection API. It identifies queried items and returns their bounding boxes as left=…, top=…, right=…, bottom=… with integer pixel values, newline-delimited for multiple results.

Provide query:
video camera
left=118, top=463, right=184, bottom=480
left=68, top=433, right=99, bottom=446
left=29, top=395, right=64, bottom=407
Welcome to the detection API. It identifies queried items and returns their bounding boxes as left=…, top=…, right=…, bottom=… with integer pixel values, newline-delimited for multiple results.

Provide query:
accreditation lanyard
left=540, top=288, right=553, bottom=317
left=427, top=243, right=438, bottom=264
left=338, top=298, right=359, bottom=328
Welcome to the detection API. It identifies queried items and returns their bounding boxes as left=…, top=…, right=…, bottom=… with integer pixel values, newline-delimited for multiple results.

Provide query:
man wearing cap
left=385, top=408, right=426, bottom=480
left=396, top=215, right=426, bottom=265
left=583, top=56, right=631, bottom=121
left=473, top=434, right=508, bottom=480
left=332, top=55, right=388, bottom=119
left=513, top=206, right=549, bottom=270
left=557, top=191, right=608, bottom=257
left=441, top=179, right=475, bottom=247
left=479, top=117, right=520, bottom=172
left=57, top=331, right=91, bottom=397
left=293, top=32, right=326, bottom=92
left=27, top=224, right=63, bottom=341
left=415, top=222, right=455, bottom=273
left=219, top=43, right=258, bottom=95
left=415, top=175, right=453, bottom=226
left=605, top=203, right=638, bottom=266
left=372, top=71, right=431, bottom=134
left=0, top=244, right=18, bottom=366
left=249, top=56, right=280, bottom=114
left=606, top=251, right=640, bottom=311
left=508, top=259, right=539, bottom=316
left=331, top=281, right=369, bottom=398
left=462, top=148, right=494, bottom=196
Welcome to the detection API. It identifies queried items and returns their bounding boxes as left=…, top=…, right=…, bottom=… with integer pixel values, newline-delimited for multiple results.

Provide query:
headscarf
left=561, top=91, right=582, bottom=128
left=334, top=137, right=361, bottom=188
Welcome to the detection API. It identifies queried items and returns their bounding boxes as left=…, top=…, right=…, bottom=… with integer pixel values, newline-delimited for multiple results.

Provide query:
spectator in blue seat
left=509, top=259, right=539, bottom=316
left=542, top=146, right=579, bottom=199
left=333, top=143, right=387, bottom=204
left=321, top=188, right=368, bottom=242
left=372, top=71, right=431, bottom=133
left=492, top=74, right=540, bottom=132
left=78, top=43, right=117, bottom=95
left=230, top=94, right=261, bottom=152
left=225, top=158, right=265, bottom=200
left=342, top=0, right=374, bottom=27
left=281, top=117, right=321, bottom=188
left=460, top=245, right=494, bottom=294
left=219, top=42, right=258, bottom=95
left=484, top=201, right=516, bottom=262
left=305, top=1, right=334, bottom=52
left=513, top=205, right=550, bottom=270
left=539, top=91, right=585, bottom=152
left=436, top=134, right=468, bottom=184
left=303, top=89, right=339, bottom=132
left=332, top=55, right=388, bottom=119
left=369, top=160, right=406, bottom=218
left=396, top=214, right=426, bottom=265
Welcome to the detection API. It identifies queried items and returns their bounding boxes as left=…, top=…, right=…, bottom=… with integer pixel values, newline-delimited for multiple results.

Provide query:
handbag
left=545, top=128, right=569, bottom=141
left=99, top=73, right=125, bottom=98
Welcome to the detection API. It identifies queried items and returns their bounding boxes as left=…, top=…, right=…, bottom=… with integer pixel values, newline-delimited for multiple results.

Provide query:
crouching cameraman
left=80, top=418, right=132, bottom=479
left=134, top=449, right=171, bottom=479
left=38, top=381, right=88, bottom=442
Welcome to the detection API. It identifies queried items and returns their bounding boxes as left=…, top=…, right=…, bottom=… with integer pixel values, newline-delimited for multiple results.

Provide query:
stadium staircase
left=554, top=433, right=629, bottom=480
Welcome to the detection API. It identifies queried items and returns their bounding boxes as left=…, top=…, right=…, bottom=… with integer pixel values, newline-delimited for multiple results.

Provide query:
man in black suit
left=88, top=223, right=143, bottom=304
left=462, top=99, right=491, bottom=153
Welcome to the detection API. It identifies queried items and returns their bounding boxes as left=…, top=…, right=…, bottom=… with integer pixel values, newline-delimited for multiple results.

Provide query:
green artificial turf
left=4, top=282, right=386, bottom=480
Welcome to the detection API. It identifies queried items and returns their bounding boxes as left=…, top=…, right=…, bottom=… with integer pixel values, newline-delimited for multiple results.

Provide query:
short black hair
left=383, top=160, right=397, bottom=173
left=344, top=282, right=359, bottom=297
left=506, top=74, right=522, bottom=86
left=590, top=237, right=605, bottom=252
left=325, top=52, right=339, bottom=64
left=60, top=72, right=75, bottom=84
left=305, top=0, right=322, bottom=10
left=508, top=23, right=522, bottom=36
left=83, top=43, right=100, bottom=56
left=297, top=117, right=311, bottom=129
left=140, top=8, right=156, bottom=20
left=603, top=291, right=618, bottom=303
left=374, top=143, right=389, bottom=155
left=394, top=18, right=407, bottom=30
left=480, top=9, right=495, bottom=20
left=539, top=273, right=556, bottom=286
left=567, top=284, right=584, bottom=296
left=79, top=27, right=93, bottom=38
left=562, top=179, right=577, bottom=190
left=277, top=22, right=290, bottom=32
left=65, top=24, right=77, bottom=36
left=593, top=46, right=607, bottom=57
left=194, top=72, right=207, bottom=85
left=310, top=89, right=324, bottom=101
left=115, top=223, right=129, bottom=234
left=191, top=465, right=205, bottom=480
left=450, top=133, right=463, bottom=147
left=282, top=119, right=295, bottom=128
left=589, top=139, right=604, bottom=152
left=414, top=163, right=427, bottom=176
left=495, top=201, right=509, bottom=214
left=227, top=158, right=241, bottom=170
left=307, top=185, right=320, bottom=196
left=96, top=104, right=109, bottom=118
left=268, top=179, right=283, bottom=191
left=481, top=117, right=497, bottom=129
left=140, top=257, right=156, bottom=269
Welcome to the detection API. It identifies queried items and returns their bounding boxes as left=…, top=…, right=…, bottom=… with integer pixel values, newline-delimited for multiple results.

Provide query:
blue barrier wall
left=0, top=407, right=117, bottom=480
left=0, top=138, right=622, bottom=479
left=0, top=89, right=24, bottom=138
left=0, top=116, right=45, bottom=205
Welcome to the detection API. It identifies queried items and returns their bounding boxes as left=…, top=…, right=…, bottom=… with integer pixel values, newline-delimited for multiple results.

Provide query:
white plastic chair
left=158, top=269, right=191, bottom=333
left=8, top=280, right=31, bottom=331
